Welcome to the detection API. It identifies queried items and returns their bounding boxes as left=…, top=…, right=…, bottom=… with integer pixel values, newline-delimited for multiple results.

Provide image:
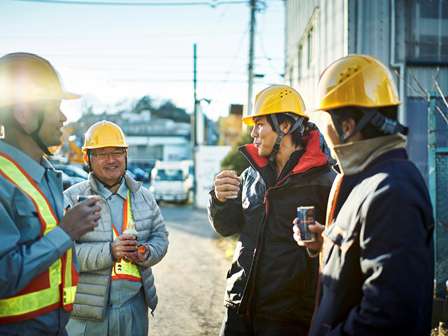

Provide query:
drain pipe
left=390, top=0, right=407, bottom=125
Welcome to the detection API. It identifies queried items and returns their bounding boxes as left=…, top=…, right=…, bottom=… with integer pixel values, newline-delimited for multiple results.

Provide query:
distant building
left=218, top=104, right=244, bottom=146
left=285, top=0, right=448, bottom=179
left=73, top=112, right=192, bottom=162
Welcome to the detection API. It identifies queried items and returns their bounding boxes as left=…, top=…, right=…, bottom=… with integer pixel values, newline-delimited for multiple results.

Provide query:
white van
left=150, top=160, right=193, bottom=203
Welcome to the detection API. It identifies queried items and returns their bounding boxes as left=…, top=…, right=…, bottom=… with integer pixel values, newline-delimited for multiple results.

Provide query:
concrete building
left=75, top=112, right=192, bottom=162
left=285, top=0, right=448, bottom=178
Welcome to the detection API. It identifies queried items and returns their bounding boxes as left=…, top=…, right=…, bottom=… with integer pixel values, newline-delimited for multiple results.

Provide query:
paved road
left=149, top=204, right=229, bottom=336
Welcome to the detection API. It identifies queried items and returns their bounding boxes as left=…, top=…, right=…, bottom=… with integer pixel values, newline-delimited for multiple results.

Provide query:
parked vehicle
left=53, top=164, right=88, bottom=190
left=150, top=160, right=193, bottom=203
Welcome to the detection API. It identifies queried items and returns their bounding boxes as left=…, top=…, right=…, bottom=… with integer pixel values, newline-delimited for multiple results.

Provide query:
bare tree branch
left=435, top=104, right=448, bottom=126
left=434, top=79, right=448, bottom=110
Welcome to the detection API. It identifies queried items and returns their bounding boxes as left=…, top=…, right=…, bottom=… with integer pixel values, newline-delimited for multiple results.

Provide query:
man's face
left=37, top=99, right=67, bottom=147
left=250, top=116, right=278, bottom=157
left=90, top=146, right=127, bottom=185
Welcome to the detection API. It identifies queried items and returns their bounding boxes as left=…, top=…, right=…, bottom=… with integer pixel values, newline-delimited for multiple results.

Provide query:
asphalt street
left=149, top=204, right=229, bottom=336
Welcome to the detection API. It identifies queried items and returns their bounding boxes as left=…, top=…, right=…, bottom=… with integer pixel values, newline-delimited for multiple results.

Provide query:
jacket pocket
left=72, top=273, right=110, bottom=321
left=322, top=223, right=356, bottom=280
left=14, top=197, right=42, bottom=242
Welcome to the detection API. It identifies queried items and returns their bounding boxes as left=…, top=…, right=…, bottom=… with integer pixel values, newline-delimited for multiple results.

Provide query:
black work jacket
left=309, top=149, right=434, bottom=336
left=208, top=131, right=334, bottom=325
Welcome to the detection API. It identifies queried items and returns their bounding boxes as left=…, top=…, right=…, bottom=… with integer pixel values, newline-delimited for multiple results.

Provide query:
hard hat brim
left=62, top=90, right=81, bottom=100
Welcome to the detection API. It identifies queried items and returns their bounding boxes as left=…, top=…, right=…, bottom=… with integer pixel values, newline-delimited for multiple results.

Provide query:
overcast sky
left=0, top=0, right=285, bottom=121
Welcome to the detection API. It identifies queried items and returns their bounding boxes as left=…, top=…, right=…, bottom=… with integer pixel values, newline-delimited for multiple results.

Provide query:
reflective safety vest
left=111, top=191, right=142, bottom=282
left=0, top=152, right=78, bottom=324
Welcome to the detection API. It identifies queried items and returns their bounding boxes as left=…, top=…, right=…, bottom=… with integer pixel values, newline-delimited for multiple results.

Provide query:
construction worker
left=0, top=52, right=101, bottom=335
left=64, top=120, right=168, bottom=336
left=209, top=85, right=334, bottom=336
left=295, top=54, right=434, bottom=335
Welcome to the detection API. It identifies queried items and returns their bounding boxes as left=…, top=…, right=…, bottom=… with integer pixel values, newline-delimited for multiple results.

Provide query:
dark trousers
left=219, top=308, right=309, bottom=336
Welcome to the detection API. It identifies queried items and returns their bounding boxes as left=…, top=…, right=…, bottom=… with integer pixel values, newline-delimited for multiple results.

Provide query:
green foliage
left=133, top=96, right=190, bottom=123
left=220, top=131, right=252, bottom=175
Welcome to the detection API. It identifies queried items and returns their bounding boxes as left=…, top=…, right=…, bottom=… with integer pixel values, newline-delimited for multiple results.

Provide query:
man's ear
left=279, top=121, right=292, bottom=134
left=341, top=118, right=356, bottom=138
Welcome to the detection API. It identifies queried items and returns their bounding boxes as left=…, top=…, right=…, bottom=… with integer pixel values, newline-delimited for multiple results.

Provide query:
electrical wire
left=13, top=0, right=247, bottom=6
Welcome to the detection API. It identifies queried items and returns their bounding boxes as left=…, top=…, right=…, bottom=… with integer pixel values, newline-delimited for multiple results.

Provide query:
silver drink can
left=296, top=206, right=316, bottom=242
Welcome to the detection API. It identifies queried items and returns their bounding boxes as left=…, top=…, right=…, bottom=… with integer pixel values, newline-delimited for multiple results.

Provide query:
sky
left=0, top=0, right=285, bottom=122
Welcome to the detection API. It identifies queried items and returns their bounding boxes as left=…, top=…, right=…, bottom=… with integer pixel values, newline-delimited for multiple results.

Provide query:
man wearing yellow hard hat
left=209, top=85, right=334, bottom=335
left=64, top=120, right=168, bottom=335
left=296, top=55, right=434, bottom=335
left=0, top=52, right=101, bottom=334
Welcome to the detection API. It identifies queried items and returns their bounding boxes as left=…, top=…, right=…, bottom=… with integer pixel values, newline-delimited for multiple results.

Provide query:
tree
left=134, top=95, right=154, bottom=113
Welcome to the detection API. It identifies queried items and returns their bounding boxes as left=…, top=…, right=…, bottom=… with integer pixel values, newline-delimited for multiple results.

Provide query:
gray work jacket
left=64, top=173, right=169, bottom=321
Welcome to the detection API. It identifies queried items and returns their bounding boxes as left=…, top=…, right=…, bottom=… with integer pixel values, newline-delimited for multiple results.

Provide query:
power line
left=13, top=0, right=247, bottom=6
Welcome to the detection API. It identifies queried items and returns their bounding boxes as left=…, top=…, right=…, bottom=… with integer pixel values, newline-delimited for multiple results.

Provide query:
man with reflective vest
left=209, top=85, right=334, bottom=335
left=294, top=55, right=434, bottom=335
left=64, top=120, right=169, bottom=336
left=0, top=52, right=101, bottom=335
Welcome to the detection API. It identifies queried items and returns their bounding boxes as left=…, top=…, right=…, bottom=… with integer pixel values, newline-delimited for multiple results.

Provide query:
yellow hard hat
left=82, top=120, right=128, bottom=152
left=0, top=52, right=79, bottom=108
left=242, top=85, right=306, bottom=126
left=316, top=54, right=400, bottom=111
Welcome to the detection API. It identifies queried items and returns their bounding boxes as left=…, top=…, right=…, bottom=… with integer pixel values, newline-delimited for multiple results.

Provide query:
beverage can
left=76, top=195, right=96, bottom=202
left=296, top=206, right=316, bottom=242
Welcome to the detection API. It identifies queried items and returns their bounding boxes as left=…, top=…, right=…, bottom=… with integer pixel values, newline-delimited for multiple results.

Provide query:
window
left=307, top=28, right=313, bottom=69
left=298, top=45, right=303, bottom=80
left=406, top=0, right=448, bottom=64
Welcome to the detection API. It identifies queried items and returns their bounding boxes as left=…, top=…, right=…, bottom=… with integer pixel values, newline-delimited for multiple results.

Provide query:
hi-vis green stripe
left=0, top=153, right=62, bottom=318
left=0, top=155, right=57, bottom=233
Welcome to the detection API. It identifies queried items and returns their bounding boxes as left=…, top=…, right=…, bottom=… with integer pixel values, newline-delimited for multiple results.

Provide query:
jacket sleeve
left=207, top=190, right=244, bottom=237
left=63, top=190, right=114, bottom=272
left=329, top=182, right=434, bottom=335
left=138, top=191, right=169, bottom=268
left=0, top=191, right=73, bottom=297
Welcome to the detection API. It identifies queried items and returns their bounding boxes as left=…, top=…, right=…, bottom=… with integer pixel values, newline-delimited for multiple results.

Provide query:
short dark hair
left=266, top=113, right=310, bottom=147
left=330, top=106, right=399, bottom=139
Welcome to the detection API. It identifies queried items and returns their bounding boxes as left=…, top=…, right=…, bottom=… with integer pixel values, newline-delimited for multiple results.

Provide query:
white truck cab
left=150, top=160, right=193, bottom=203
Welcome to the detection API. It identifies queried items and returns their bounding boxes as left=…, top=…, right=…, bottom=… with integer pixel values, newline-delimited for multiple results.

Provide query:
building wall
left=285, top=0, right=347, bottom=109
left=285, top=0, right=448, bottom=180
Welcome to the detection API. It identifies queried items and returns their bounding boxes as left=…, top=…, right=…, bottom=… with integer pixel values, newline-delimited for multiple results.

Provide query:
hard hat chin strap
left=332, top=109, right=408, bottom=144
left=30, top=110, right=52, bottom=156
left=268, top=113, right=305, bottom=163
left=94, top=174, right=124, bottom=190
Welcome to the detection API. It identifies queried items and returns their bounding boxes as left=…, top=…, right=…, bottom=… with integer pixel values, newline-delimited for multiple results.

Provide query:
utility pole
left=193, top=43, right=198, bottom=147
left=247, top=0, right=256, bottom=117
left=192, top=43, right=198, bottom=206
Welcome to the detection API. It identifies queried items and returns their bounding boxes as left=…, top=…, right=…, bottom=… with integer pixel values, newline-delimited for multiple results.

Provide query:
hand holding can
left=214, top=169, right=241, bottom=202
left=296, top=206, right=316, bottom=242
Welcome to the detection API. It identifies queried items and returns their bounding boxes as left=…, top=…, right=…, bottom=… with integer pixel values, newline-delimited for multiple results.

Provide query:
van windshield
left=155, top=169, right=184, bottom=181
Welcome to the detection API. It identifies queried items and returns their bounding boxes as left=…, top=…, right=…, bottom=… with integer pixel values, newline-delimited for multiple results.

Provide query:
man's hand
left=126, top=244, right=150, bottom=264
left=60, top=196, right=101, bottom=240
left=111, top=234, right=138, bottom=261
left=293, top=218, right=325, bottom=253
left=214, top=170, right=241, bottom=202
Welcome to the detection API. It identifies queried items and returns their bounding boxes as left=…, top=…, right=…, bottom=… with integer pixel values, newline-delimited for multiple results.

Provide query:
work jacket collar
left=0, top=139, right=56, bottom=183
left=240, top=130, right=328, bottom=178
left=332, top=134, right=407, bottom=176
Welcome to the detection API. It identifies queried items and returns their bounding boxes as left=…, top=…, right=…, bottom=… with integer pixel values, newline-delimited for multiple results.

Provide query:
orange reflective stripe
left=111, top=191, right=141, bottom=282
left=0, top=153, right=58, bottom=235
left=0, top=259, right=61, bottom=318
left=0, top=153, right=77, bottom=320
